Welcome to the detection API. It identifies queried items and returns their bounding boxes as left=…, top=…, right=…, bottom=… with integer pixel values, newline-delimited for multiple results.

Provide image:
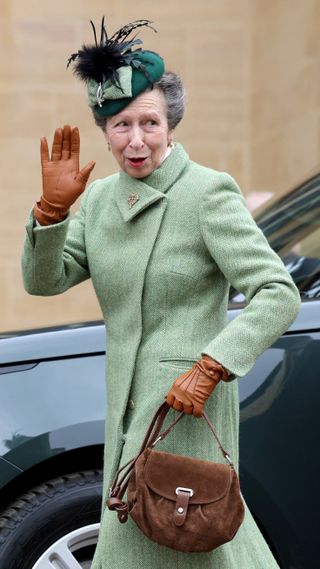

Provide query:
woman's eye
left=115, top=121, right=128, bottom=128
left=146, top=120, right=157, bottom=126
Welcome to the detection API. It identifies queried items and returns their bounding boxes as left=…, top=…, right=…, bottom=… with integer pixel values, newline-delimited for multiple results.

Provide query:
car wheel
left=0, top=470, right=102, bottom=569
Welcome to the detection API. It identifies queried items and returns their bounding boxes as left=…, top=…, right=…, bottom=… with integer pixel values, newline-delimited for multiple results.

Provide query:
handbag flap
left=143, top=449, right=233, bottom=504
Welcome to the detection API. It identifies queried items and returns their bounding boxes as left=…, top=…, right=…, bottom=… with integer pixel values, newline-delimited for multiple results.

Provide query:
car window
left=230, top=175, right=320, bottom=303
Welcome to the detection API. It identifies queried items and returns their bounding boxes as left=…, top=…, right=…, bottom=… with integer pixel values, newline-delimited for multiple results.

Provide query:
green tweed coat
left=22, top=143, right=300, bottom=568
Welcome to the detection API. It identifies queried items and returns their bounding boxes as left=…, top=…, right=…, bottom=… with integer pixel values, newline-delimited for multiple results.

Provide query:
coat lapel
left=116, top=178, right=165, bottom=222
left=115, top=143, right=189, bottom=222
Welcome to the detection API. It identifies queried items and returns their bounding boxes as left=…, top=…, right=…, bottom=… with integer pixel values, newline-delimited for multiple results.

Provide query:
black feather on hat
left=67, top=18, right=157, bottom=91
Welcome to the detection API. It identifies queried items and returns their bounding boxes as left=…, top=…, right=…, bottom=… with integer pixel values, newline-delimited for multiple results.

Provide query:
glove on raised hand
left=34, top=124, right=95, bottom=225
left=166, top=355, right=229, bottom=417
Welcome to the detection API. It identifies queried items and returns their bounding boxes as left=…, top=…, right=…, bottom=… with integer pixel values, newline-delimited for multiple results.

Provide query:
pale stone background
left=1, top=0, right=320, bottom=332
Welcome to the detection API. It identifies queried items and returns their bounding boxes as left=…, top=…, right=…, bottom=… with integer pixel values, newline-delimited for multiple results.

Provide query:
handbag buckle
left=174, top=487, right=194, bottom=527
left=175, top=486, right=194, bottom=497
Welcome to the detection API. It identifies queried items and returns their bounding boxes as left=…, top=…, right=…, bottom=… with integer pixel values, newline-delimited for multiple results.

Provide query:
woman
left=22, top=19, right=300, bottom=569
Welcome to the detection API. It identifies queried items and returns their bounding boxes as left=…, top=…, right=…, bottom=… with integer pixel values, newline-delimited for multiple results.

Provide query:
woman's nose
left=128, top=126, right=144, bottom=149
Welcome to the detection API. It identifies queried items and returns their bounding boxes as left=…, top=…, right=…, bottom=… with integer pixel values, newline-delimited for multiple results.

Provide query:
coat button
left=128, top=399, right=135, bottom=410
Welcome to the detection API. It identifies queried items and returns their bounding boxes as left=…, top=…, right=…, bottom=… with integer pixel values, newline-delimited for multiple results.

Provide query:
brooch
left=127, top=192, right=139, bottom=208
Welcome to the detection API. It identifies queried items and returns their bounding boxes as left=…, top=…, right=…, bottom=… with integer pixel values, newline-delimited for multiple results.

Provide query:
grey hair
left=91, top=71, right=185, bottom=131
left=154, top=72, right=185, bottom=130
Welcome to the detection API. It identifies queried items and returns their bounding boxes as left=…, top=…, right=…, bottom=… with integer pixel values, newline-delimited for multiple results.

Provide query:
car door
left=233, top=175, right=320, bottom=569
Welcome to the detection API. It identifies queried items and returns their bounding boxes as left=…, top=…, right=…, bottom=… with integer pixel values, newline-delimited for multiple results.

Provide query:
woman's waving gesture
left=34, top=124, right=95, bottom=225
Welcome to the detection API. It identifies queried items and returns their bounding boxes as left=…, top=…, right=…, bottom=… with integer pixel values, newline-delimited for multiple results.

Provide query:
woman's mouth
left=127, top=157, right=148, bottom=168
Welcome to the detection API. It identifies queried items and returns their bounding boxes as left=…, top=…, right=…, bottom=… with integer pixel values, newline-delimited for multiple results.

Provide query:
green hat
left=67, top=18, right=165, bottom=117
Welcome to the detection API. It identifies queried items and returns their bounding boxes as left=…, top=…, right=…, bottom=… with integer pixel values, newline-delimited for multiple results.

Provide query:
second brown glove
left=166, top=355, right=229, bottom=417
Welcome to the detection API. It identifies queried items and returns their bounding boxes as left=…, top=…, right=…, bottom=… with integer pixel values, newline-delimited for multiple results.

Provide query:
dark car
left=0, top=175, right=319, bottom=569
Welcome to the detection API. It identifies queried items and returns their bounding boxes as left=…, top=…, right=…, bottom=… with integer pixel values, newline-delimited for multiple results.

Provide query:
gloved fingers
left=61, top=125, right=71, bottom=160
left=166, top=391, right=184, bottom=412
left=171, top=398, right=184, bottom=413
left=71, top=126, right=80, bottom=159
left=76, top=160, right=96, bottom=186
left=182, top=402, right=193, bottom=415
left=51, top=128, right=63, bottom=161
left=165, top=390, right=175, bottom=408
left=192, top=402, right=203, bottom=418
left=173, top=396, right=193, bottom=415
left=166, top=391, right=194, bottom=415
left=40, top=137, right=49, bottom=165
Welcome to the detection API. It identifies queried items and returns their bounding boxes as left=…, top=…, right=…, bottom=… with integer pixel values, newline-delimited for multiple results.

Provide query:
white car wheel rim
left=32, top=523, right=100, bottom=569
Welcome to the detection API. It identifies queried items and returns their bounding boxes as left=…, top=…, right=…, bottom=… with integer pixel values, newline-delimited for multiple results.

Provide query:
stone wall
left=1, top=0, right=319, bottom=331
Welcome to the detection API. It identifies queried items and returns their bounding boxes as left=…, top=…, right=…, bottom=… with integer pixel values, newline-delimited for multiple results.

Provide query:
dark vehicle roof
left=0, top=321, right=106, bottom=365
left=1, top=299, right=319, bottom=366
left=254, top=174, right=320, bottom=254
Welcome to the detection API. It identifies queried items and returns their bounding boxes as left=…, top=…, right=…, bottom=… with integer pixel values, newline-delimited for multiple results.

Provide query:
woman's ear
left=103, top=130, right=111, bottom=152
left=168, top=129, right=174, bottom=147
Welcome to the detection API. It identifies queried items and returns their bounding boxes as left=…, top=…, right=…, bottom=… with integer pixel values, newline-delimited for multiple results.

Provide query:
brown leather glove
left=34, top=124, right=96, bottom=225
left=166, top=355, right=229, bottom=417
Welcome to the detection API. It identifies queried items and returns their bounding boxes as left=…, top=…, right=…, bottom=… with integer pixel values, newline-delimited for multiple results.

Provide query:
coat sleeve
left=21, top=183, right=94, bottom=296
left=199, top=173, right=301, bottom=379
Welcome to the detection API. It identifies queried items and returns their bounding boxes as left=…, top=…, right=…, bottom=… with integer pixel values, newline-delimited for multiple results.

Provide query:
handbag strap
left=152, top=407, right=233, bottom=466
left=108, top=402, right=234, bottom=519
left=202, top=411, right=233, bottom=465
left=109, top=402, right=171, bottom=499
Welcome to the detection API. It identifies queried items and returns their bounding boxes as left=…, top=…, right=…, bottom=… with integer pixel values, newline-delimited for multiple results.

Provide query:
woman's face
left=105, top=89, right=173, bottom=179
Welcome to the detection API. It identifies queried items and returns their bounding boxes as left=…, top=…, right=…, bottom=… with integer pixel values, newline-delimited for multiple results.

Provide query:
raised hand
left=34, top=125, right=95, bottom=225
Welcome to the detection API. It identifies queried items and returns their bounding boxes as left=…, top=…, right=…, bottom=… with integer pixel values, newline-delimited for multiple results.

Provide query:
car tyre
left=0, top=469, right=102, bottom=569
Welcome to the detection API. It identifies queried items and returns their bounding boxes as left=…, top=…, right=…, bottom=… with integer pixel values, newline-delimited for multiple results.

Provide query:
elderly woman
left=22, top=19, right=300, bottom=569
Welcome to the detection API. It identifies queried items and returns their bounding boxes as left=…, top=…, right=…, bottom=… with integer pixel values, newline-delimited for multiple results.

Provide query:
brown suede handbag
left=107, top=402, right=245, bottom=552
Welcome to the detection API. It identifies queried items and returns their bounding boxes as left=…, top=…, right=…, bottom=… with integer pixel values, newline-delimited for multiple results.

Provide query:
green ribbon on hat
left=90, top=51, right=165, bottom=117
left=87, top=66, right=133, bottom=108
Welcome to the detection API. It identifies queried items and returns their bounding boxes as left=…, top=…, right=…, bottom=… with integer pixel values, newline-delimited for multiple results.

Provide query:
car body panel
left=3, top=421, right=105, bottom=472
left=0, top=457, right=22, bottom=486
left=0, top=353, right=106, bottom=465
left=0, top=323, right=106, bottom=365
left=0, top=298, right=318, bottom=368
left=238, top=326, right=320, bottom=569
left=229, top=298, right=320, bottom=331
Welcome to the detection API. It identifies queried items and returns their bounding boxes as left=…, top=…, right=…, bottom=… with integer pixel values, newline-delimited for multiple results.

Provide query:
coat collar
left=116, top=143, right=189, bottom=222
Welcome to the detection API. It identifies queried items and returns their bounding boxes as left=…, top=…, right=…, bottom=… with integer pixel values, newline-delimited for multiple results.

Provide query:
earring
left=107, top=142, right=111, bottom=152
left=169, top=141, right=174, bottom=149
